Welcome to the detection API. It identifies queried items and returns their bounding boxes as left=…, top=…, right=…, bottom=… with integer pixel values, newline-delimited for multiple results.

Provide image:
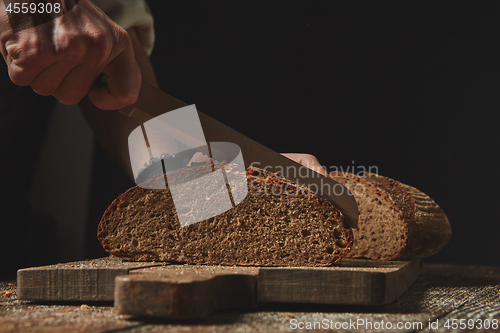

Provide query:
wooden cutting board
left=17, top=257, right=421, bottom=319
left=16, top=257, right=161, bottom=302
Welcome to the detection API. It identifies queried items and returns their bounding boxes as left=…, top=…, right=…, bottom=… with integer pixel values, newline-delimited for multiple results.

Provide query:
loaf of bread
left=329, top=172, right=451, bottom=260
left=98, top=166, right=353, bottom=267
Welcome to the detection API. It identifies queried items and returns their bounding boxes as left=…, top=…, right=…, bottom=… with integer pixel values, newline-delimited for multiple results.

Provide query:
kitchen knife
left=120, top=82, right=359, bottom=228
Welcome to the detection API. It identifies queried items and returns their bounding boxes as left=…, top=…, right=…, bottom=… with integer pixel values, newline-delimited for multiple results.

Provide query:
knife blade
left=120, top=82, right=359, bottom=228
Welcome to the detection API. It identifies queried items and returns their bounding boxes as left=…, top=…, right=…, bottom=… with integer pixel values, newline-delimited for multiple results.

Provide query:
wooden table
left=1, top=263, right=500, bottom=333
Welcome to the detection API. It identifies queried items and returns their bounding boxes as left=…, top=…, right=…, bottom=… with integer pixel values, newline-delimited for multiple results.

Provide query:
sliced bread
left=98, top=166, right=353, bottom=267
left=329, top=172, right=451, bottom=260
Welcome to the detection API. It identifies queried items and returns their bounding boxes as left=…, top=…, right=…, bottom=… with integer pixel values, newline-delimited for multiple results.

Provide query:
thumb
left=281, top=153, right=328, bottom=177
left=88, top=47, right=141, bottom=110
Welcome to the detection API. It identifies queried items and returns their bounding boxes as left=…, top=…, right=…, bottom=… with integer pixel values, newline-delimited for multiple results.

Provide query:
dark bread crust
left=330, top=172, right=451, bottom=260
left=396, top=182, right=452, bottom=259
left=98, top=166, right=353, bottom=267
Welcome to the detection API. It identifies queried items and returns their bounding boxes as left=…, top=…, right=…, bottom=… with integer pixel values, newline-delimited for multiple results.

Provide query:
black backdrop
left=87, top=2, right=500, bottom=265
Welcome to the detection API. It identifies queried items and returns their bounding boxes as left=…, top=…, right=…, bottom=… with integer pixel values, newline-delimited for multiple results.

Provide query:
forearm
left=79, top=27, right=157, bottom=180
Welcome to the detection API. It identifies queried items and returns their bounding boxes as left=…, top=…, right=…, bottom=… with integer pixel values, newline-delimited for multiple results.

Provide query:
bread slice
left=329, top=172, right=451, bottom=260
left=98, top=166, right=353, bottom=267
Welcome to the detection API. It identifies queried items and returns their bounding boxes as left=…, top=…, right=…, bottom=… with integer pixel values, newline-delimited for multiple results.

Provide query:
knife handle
left=119, top=105, right=154, bottom=122
left=93, top=74, right=156, bottom=122
left=118, top=80, right=187, bottom=122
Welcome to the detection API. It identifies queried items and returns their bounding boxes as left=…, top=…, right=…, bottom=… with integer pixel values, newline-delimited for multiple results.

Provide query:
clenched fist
left=0, top=0, right=141, bottom=110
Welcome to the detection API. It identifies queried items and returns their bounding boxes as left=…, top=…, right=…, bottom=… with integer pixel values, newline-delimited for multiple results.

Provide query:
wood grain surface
left=18, top=257, right=421, bottom=319
left=258, top=259, right=422, bottom=305
left=16, top=257, right=160, bottom=302
left=115, top=260, right=421, bottom=318
left=16, top=258, right=422, bottom=315
left=116, top=266, right=259, bottom=319
left=2, top=263, right=500, bottom=332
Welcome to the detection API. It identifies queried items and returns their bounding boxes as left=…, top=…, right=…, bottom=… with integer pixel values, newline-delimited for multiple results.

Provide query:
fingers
left=2, top=0, right=142, bottom=110
left=281, top=153, right=328, bottom=176
left=87, top=44, right=141, bottom=110
left=52, top=64, right=97, bottom=105
left=4, top=28, right=93, bottom=100
left=4, top=27, right=62, bottom=87
left=8, top=34, right=140, bottom=109
left=6, top=45, right=56, bottom=87
left=27, top=51, right=99, bottom=103
left=26, top=39, right=140, bottom=109
left=29, top=59, right=77, bottom=96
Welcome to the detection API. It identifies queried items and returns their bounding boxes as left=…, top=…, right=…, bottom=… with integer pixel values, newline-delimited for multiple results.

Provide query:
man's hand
left=281, top=153, right=327, bottom=176
left=0, top=0, right=141, bottom=110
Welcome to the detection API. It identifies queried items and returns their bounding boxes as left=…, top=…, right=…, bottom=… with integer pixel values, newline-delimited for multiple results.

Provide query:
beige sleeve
left=91, top=0, right=155, bottom=55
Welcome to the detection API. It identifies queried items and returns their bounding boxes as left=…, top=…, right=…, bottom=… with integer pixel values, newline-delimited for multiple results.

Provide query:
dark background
left=90, top=2, right=499, bottom=266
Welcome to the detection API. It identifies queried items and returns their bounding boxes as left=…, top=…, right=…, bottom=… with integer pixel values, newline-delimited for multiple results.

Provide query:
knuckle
left=57, top=31, right=100, bottom=58
left=5, top=35, right=31, bottom=59
left=59, top=35, right=84, bottom=57
left=55, top=26, right=114, bottom=65
left=32, top=84, right=56, bottom=96
left=89, top=28, right=109, bottom=47
left=9, top=68, right=32, bottom=86
left=7, top=46, right=32, bottom=68
left=120, top=91, right=139, bottom=105
left=84, top=29, right=111, bottom=64
left=115, top=89, right=139, bottom=107
left=57, top=97, right=80, bottom=106
left=55, top=91, right=85, bottom=105
left=7, top=39, right=54, bottom=86
left=116, top=29, right=132, bottom=49
left=6, top=44, right=23, bottom=61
